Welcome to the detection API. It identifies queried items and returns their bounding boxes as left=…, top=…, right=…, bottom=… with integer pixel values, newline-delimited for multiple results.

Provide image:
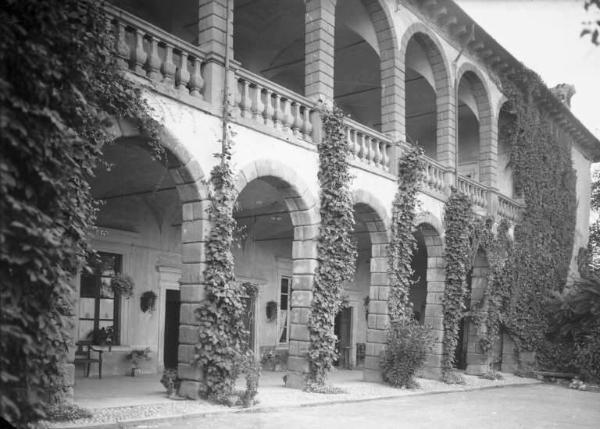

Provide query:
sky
left=455, top=0, right=600, bottom=140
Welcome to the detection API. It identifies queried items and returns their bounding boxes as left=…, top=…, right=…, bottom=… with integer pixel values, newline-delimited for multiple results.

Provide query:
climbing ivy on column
left=387, top=145, right=424, bottom=320
left=194, top=128, right=257, bottom=402
left=441, top=190, right=473, bottom=373
left=307, top=105, right=357, bottom=386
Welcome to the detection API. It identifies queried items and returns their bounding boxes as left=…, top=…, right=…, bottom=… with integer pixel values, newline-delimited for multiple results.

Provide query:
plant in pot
left=126, top=347, right=151, bottom=376
left=110, top=273, right=134, bottom=298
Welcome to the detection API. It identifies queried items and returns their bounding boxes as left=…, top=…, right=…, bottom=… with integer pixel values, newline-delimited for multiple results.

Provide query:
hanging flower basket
left=140, top=290, right=157, bottom=313
left=110, top=274, right=134, bottom=298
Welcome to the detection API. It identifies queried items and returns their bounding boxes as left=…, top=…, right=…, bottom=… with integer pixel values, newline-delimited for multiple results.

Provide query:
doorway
left=334, top=307, right=352, bottom=369
left=163, top=289, right=180, bottom=369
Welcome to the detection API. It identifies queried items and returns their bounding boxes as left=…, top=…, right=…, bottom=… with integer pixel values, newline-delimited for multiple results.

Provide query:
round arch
left=399, top=24, right=453, bottom=164
left=456, top=62, right=496, bottom=187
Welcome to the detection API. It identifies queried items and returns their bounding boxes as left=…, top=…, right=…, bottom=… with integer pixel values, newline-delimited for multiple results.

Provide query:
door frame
left=156, top=265, right=181, bottom=371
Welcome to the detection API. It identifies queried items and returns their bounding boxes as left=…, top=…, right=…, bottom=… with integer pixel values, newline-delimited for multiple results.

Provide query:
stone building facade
left=69, top=0, right=600, bottom=394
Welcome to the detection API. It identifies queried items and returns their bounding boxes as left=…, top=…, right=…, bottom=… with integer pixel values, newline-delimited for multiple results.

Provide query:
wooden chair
left=74, top=341, right=104, bottom=379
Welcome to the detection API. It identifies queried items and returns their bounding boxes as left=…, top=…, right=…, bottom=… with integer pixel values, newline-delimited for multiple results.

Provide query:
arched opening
left=334, top=0, right=381, bottom=130
left=338, top=202, right=380, bottom=370
left=457, top=71, right=484, bottom=181
left=405, top=35, right=438, bottom=158
left=233, top=177, right=295, bottom=368
left=110, top=0, right=199, bottom=44
left=414, top=222, right=445, bottom=378
left=234, top=0, right=306, bottom=95
left=498, top=102, right=517, bottom=198
left=74, top=139, right=188, bottom=384
left=410, top=229, right=428, bottom=324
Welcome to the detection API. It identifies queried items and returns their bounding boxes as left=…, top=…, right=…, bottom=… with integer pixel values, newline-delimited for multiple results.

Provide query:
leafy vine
left=387, top=145, right=424, bottom=321
left=194, top=128, right=258, bottom=403
left=307, top=105, right=357, bottom=385
left=499, top=71, right=577, bottom=352
left=441, top=190, right=473, bottom=373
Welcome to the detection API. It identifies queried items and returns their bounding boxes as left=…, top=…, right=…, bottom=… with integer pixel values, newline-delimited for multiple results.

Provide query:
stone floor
left=54, top=370, right=541, bottom=428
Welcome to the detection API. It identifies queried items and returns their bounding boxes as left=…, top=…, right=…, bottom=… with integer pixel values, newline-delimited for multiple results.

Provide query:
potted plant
left=110, top=273, right=134, bottom=298
left=126, top=347, right=151, bottom=376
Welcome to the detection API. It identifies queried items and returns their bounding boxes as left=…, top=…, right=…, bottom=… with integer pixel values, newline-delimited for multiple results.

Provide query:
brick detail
left=304, top=0, right=336, bottom=99
left=198, top=0, right=232, bottom=58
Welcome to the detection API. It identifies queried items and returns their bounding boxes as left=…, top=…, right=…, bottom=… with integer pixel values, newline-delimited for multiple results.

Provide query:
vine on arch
left=194, top=128, right=259, bottom=404
left=307, top=105, right=357, bottom=386
left=441, top=190, right=474, bottom=374
left=387, top=145, right=424, bottom=320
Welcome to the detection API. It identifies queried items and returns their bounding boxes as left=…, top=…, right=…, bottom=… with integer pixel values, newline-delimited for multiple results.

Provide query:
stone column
left=285, top=224, right=319, bottom=388
left=364, top=235, right=390, bottom=382
left=177, top=199, right=210, bottom=399
left=479, top=113, right=498, bottom=188
left=197, top=0, right=233, bottom=106
left=304, top=0, right=337, bottom=100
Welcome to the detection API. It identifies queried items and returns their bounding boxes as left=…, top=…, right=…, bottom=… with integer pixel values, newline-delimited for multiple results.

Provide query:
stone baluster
left=241, top=80, right=252, bottom=119
left=273, top=94, right=282, bottom=129
left=115, top=21, right=130, bottom=69
left=189, top=57, right=204, bottom=98
left=132, top=29, right=147, bottom=75
left=176, top=52, right=191, bottom=94
left=292, top=103, right=304, bottom=138
left=303, top=107, right=313, bottom=142
left=231, top=78, right=242, bottom=118
left=346, top=128, right=355, bottom=159
left=264, top=89, right=275, bottom=127
left=374, top=140, right=382, bottom=168
left=162, top=44, right=176, bottom=84
left=281, top=99, right=293, bottom=133
left=382, top=144, right=389, bottom=170
left=251, top=84, right=264, bottom=123
left=145, top=36, right=161, bottom=80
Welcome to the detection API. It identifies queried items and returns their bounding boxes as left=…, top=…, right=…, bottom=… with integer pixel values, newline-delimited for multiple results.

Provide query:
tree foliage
left=307, top=105, right=357, bottom=385
left=582, top=0, right=600, bottom=45
left=1, top=1, right=159, bottom=426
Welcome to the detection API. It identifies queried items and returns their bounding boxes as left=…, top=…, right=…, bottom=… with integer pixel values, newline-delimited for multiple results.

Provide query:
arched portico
left=233, top=159, right=319, bottom=378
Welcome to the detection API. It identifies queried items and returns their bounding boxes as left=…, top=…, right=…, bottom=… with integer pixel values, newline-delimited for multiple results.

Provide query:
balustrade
left=497, top=195, right=523, bottom=222
left=233, top=68, right=316, bottom=142
left=345, top=119, right=392, bottom=172
left=420, top=156, right=448, bottom=195
left=457, top=176, right=489, bottom=209
left=106, top=6, right=206, bottom=99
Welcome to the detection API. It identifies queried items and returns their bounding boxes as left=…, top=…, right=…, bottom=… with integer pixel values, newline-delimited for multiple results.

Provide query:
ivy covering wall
left=499, top=72, right=577, bottom=353
left=307, top=105, right=357, bottom=385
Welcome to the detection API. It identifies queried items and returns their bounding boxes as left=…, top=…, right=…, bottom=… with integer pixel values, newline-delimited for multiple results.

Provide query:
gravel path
left=48, top=372, right=540, bottom=428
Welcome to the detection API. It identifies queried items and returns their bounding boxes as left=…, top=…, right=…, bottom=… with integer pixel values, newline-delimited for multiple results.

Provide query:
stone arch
left=414, top=220, right=445, bottom=379
left=456, top=62, right=497, bottom=187
left=234, top=159, right=319, bottom=376
left=99, top=118, right=210, bottom=397
left=361, top=0, right=402, bottom=137
left=399, top=23, right=453, bottom=165
left=350, top=189, right=390, bottom=381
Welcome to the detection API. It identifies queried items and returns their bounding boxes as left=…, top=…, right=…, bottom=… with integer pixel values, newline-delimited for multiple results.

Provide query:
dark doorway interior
left=454, top=269, right=473, bottom=370
left=334, top=307, right=352, bottom=369
left=164, top=289, right=180, bottom=369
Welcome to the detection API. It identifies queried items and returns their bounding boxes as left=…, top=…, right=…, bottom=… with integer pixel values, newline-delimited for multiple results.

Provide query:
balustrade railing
left=497, top=195, right=523, bottom=222
left=345, top=118, right=392, bottom=172
left=457, top=175, right=489, bottom=209
left=106, top=5, right=207, bottom=100
left=232, top=68, right=316, bottom=142
left=421, top=156, right=448, bottom=195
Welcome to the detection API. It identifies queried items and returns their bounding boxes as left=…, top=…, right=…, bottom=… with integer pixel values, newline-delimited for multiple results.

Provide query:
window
left=78, top=252, right=122, bottom=345
left=278, top=276, right=291, bottom=344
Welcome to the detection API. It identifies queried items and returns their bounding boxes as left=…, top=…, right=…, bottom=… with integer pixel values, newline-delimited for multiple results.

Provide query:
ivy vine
left=307, top=105, right=357, bottom=385
left=441, top=190, right=473, bottom=373
left=499, top=71, right=577, bottom=352
left=387, top=145, right=424, bottom=321
left=194, top=128, right=258, bottom=403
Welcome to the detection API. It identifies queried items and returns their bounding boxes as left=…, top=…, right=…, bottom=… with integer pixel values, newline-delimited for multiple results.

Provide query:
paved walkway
left=52, top=370, right=541, bottom=428
left=149, top=384, right=600, bottom=429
